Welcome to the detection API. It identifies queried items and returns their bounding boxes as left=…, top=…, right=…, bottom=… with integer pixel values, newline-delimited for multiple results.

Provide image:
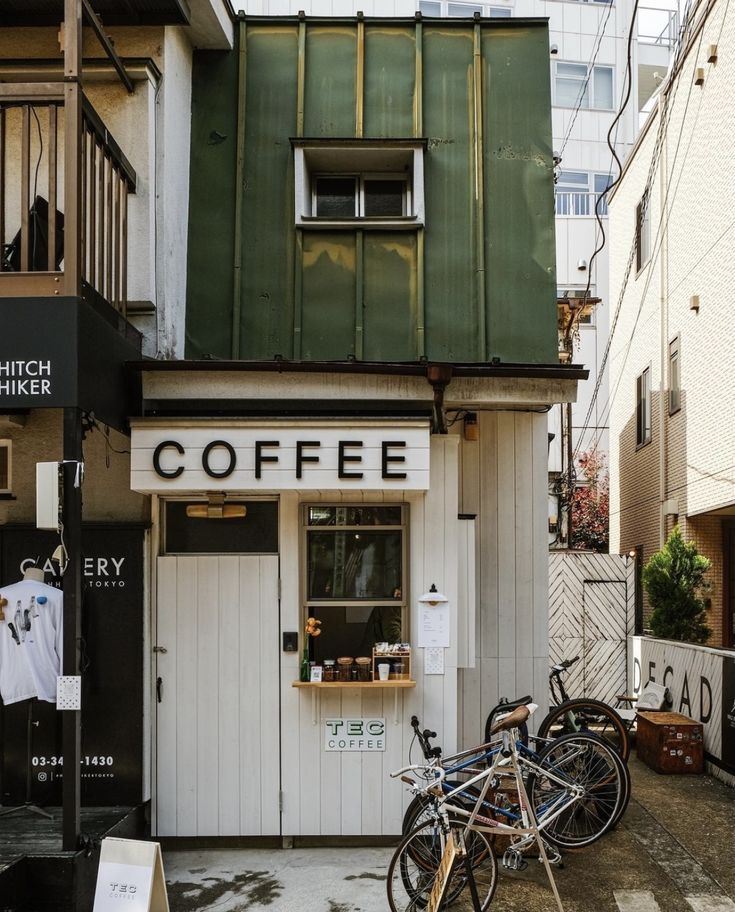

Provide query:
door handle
left=156, top=676, right=163, bottom=703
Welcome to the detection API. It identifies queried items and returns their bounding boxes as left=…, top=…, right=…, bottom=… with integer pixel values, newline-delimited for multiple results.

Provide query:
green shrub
left=643, top=526, right=711, bottom=644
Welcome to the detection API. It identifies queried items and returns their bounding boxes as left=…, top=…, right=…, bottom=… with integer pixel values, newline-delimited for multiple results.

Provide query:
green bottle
left=300, top=646, right=310, bottom=682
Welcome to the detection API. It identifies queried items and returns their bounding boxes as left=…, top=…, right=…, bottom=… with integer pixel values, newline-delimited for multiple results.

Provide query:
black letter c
left=153, top=441, right=185, bottom=479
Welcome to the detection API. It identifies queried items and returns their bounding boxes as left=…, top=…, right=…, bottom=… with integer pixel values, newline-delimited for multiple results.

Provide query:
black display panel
left=0, top=526, right=144, bottom=806
left=164, top=500, right=278, bottom=553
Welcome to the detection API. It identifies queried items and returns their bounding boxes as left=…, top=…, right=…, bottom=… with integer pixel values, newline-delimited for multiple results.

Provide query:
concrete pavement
left=162, top=756, right=735, bottom=912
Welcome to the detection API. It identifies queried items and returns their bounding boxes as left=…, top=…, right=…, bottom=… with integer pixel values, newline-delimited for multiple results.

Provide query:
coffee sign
left=131, top=423, right=430, bottom=492
left=325, top=718, right=386, bottom=751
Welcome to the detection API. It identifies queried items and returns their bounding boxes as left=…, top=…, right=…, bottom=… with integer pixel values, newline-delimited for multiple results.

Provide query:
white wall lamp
left=577, top=259, right=588, bottom=272
left=550, top=44, right=559, bottom=55
left=418, top=584, right=449, bottom=606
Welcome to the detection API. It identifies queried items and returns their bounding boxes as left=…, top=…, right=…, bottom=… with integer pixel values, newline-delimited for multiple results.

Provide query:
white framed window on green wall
left=303, top=504, right=408, bottom=664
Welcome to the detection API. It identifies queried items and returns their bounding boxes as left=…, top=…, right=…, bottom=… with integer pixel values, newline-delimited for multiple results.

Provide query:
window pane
left=309, top=604, right=403, bottom=662
left=556, top=77, right=589, bottom=108
left=489, top=7, right=512, bottom=16
left=593, top=66, right=613, bottom=109
left=669, top=343, right=680, bottom=412
left=307, top=505, right=402, bottom=526
left=165, top=501, right=279, bottom=553
left=315, top=177, right=356, bottom=218
left=308, top=531, right=402, bottom=599
left=0, top=445, right=8, bottom=490
left=558, top=171, right=589, bottom=188
left=594, top=173, right=612, bottom=215
left=448, top=3, right=484, bottom=14
left=556, top=63, right=587, bottom=78
left=364, top=179, right=405, bottom=217
left=419, top=1, right=442, bottom=13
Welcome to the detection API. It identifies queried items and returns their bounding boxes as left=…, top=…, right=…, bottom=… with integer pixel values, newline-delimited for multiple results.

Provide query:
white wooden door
left=155, top=555, right=280, bottom=837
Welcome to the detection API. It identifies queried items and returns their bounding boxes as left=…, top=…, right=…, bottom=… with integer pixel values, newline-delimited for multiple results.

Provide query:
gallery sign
left=130, top=423, right=430, bottom=492
left=0, top=526, right=144, bottom=806
left=324, top=718, right=386, bottom=751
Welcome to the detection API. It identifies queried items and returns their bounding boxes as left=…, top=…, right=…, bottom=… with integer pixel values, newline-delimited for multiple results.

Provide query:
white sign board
left=325, top=718, right=386, bottom=751
left=418, top=603, right=450, bottom=648
left=93, top=837, right=169, bottom=912
left=130, top=423, right=430, bottom=493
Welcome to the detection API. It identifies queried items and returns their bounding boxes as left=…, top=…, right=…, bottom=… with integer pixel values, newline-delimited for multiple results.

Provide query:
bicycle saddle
left=490, top=704, right=531, bottom=734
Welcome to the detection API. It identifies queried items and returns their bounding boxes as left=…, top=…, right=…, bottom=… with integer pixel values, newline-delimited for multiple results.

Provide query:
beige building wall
left=0, top=411, right=148, bottom=526
left=608, top=0, right=735, bottom=645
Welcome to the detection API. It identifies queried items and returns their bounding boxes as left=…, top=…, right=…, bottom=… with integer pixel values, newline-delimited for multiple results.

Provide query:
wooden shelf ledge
left=292, top=680, right=416, bottom=689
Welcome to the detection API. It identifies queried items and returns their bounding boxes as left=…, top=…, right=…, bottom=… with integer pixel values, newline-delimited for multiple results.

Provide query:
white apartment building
left=608, top=0, right=735, bottom=649
left=239, top=0, right=675, bottom=548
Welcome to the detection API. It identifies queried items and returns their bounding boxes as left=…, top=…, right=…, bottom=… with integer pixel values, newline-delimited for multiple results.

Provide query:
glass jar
left=392, top=660, right=405, bottom=680
left=323, top=660, right=336, bottom=682
left=337, top=657, right=353, bottom=682
left=355, top=657, right=371, bottom=681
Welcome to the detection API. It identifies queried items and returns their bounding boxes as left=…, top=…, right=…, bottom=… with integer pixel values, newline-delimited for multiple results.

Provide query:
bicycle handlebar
left=550, top=655, right=580, bottom=675
left=411, top=715, right=441, bottom=759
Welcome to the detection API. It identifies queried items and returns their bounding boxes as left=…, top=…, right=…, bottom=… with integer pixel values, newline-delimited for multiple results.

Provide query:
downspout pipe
left=427, top=364, right=453, bottom=434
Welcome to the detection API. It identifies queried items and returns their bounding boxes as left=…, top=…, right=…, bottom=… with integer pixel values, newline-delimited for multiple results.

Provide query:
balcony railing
left=0, top=83, right=136, bottom=317
left=554, top=191, right=608, bottom=218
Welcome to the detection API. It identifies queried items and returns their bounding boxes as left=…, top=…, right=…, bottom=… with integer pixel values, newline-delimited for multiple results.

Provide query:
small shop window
left=0, top=440, right=10, bottom=493
left=164, top=500, right=278, bottom=554
left=304, top=504, right=406, bottom=664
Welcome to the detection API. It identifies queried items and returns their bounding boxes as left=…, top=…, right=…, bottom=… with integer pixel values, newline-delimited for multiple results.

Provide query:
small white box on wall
left=36, top=462, right=60, bottom=531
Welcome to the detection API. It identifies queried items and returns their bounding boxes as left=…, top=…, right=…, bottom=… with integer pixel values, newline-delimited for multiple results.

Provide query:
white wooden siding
left=279, top=436, right=459, bottom=836
left=548, top=552, right=635, bottom=704
left=155, top=555, right=280, bottom=837
left=458, top=412, right=550, bottom=748
left=456, top=517, right=476, bottom=669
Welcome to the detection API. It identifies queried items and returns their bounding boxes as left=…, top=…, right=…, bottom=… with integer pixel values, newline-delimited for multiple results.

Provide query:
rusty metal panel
left=185, top=49, right=238, bottom=359
left=240, top=26, right=299, bottom=359
left=483, top=26, right=557, bottom=364
left=422, top=26, right=479, bottom=362
left=301, top=232, right=357, bottom=360
left=364, top=26, right=416, bottom=139
left=304, top=27, right=357, bottom=137
left=363, top=232, right=418, bottom=361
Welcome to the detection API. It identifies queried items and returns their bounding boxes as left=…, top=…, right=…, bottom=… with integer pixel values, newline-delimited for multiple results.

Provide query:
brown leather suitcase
left=636, top=711, right=704, bottom=774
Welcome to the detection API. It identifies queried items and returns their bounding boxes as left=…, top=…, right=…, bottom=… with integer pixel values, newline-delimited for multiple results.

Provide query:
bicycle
left=389, top=704, right=625, bottom=912
left=536, top=656, right=631, bottom=760
left=403, top=707, right=631, bottom=843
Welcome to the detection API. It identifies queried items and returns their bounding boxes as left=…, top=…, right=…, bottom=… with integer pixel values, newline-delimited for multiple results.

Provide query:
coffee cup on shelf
left=378, top=663, right=390, bottom=682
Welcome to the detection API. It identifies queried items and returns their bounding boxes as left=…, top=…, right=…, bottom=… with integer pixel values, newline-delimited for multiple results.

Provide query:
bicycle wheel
left=527, top=732, right=630, bottom=850
left=402, top=782, right=497, bottom=839
left=387, top=818, right=498, bottom=912
left=538, top=698, right=630, bottom=761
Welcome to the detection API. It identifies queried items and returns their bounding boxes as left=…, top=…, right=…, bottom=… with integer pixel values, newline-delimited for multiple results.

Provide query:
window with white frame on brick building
left=669, top=337, right=681, bottom=414
left=636, top=367, right=652, bottom=447
left=636, top=189, right=651, bottom=273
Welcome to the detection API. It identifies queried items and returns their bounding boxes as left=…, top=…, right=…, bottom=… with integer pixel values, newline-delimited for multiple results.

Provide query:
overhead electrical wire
left=573, top=0, right=723, bottom=461
left=557, top=0, right=617, bottom=164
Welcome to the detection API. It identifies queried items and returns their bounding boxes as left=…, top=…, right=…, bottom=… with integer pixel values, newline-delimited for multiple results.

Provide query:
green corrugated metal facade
left=186, top=17, right=557, bottom=364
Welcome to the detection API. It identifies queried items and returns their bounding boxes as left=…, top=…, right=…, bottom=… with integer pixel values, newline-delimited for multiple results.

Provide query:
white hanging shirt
left=0, top=580, right=63, bottom=705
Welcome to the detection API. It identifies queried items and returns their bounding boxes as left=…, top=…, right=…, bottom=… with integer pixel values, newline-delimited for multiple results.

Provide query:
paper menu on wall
left=417, top=603, right=450, bottom=648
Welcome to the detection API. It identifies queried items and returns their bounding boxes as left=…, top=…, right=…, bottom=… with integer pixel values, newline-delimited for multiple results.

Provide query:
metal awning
left=0, top=0, right=190, bottom=27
